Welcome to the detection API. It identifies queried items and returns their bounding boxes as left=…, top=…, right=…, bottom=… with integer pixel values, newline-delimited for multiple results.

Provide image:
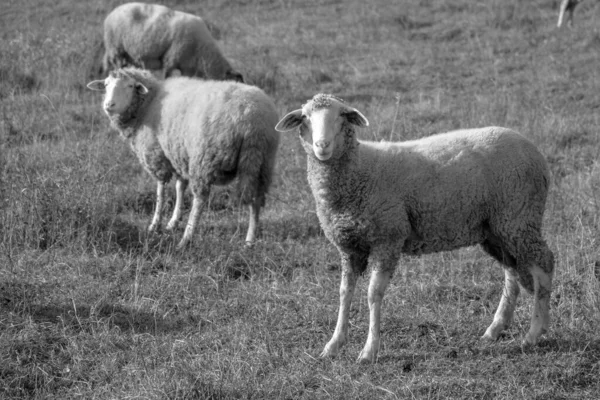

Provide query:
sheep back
left=313, top=127, right=549, bottom=256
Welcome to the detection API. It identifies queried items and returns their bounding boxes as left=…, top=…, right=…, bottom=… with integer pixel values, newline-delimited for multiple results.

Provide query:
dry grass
left=2, top=0, right=600, bottom=398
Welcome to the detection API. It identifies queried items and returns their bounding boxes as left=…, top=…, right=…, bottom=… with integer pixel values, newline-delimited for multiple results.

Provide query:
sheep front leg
left=320, top=269, right=358, bottom=358
left=482, top=268, right=520, bottom=341
left=148, top=181, right=165, bottom=232
left=357, top=267, right=393, bottom=364
left=177, top=185, right=209, bottom=249
left=320, top=252, right=365, bottom=358
left=166, top=179, right=188, bottom=231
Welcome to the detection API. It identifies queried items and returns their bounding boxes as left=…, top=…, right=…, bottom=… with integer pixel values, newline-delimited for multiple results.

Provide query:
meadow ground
left=2, top=0, right=600, bottom=398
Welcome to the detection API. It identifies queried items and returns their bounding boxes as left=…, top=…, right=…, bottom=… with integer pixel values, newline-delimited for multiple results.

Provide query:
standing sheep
left=101, top=2, right=243, bottom=82
left=275, top=94, right=555, bottom=363
left=87, top=67, right=279, bottom=248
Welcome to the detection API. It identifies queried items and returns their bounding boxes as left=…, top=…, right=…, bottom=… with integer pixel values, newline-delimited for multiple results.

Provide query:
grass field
left=2, top=0, right=600, bottom=398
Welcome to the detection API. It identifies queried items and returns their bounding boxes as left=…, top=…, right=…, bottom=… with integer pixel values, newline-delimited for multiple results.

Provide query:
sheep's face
left=87, top=75, right=149, bottom=117
left=275, top=94, right=369, bottom=161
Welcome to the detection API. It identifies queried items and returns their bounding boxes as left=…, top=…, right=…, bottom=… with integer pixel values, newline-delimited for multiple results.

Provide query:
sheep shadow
left=376, top=335, right=600, bottom=367
left=97, top=177, right=326, bottom=258
left=98, top=215, right=177, bottom=255
left=1, top=280, right=203, bottom=335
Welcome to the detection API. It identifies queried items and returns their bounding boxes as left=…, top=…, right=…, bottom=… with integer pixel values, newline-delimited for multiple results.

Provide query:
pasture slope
left=1, top=0, right=600, bottom=398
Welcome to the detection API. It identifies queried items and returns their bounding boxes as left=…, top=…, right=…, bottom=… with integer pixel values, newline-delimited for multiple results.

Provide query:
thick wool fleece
left=306, top=126, right=553, bottom=289
left=103, top=2, right=239, bottom=80
left=114, top=68, right=279, bottom=204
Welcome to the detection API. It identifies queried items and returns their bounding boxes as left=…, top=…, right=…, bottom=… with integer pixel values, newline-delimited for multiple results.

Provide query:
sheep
left=87, top=67, right=279, bottom=248
left=100, top=2, right=243, bottom=82
left=275, top=94, right=555, bottom=363
left=558, top=0, right=584, bottom=27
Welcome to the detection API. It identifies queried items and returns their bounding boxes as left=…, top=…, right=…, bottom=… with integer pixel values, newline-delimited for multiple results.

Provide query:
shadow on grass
left=102, top=215, right=181, bottom=256
left=467, top=335, right=600, bottom=359
left=113, top=187, right=324, bottom=253
left=1, top=283, right=203, bottom=335
left=379, top=335, right=600, bottom=362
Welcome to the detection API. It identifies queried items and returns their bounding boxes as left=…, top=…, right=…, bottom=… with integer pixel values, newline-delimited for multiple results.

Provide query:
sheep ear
left=135, top=82, right=149, bottom=95
left=275, top=109, right=304, bottom=132
left=87, top=80, right=106, bottom=91
left=342, top=107, right=369, bottom=127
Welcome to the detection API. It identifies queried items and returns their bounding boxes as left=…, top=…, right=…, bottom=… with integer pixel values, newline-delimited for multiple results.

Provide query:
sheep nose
left=104, top=101, right=115, bottom=112
left=315, top=140, right=330, bottom=149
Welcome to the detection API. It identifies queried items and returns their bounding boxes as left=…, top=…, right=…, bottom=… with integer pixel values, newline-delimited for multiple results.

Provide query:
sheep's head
left=86, top=69, right=150, bottom=118
left=275, top=94, right=369, bottom=161
left=225, top=70, right=244, bottom=83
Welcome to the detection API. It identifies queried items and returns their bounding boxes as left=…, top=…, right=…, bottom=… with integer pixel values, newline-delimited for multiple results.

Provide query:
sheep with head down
left=87, top=67, right=279, bottom=248
left=276, top=94, right=555, bottom=363
left=100, top=2, right=243, bottom=82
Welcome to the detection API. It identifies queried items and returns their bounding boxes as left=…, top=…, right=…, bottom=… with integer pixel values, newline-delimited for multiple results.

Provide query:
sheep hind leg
left=177, top=185, right=210, bottom=250
left=480, top=236, right=519, bottom=341
left=238, top=172, right=265, bottom=245
left=482, top=232, right=554, bottom=345
left=482, top=268, right=520, bottom=341
left=522, top=243, right=554, bottom=346
left=167, top=68, right=182, bottom=78
left=320, top=252, right=366, bottom=359
left=166, top=179, right=188, bottom=231
left=244, top=196, right=262, bottom=245
left=148, top=181, right=166, bottom=232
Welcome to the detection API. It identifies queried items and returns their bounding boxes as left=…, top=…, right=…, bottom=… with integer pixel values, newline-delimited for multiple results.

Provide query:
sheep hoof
left=522, top=333, right=539, bottom=347
left=244, top=240, right=254, bottom=248
left=357, top=356, right=375, bottom=364
left=175, top=239, right=190, bottom=250
left=481, top=323, right=505, bottom=342
left=319, top=350, right=335, bottom=359
left=148, top=224, right=160, bottom=233
left=480, top=333, right=498, bottom=342
left=319, top=345, right=339, bottom=359
left=356, top=351, right=377, bottom=364
left=521, top=340, right=534, bottom=349
left=166, top=221, right=178, bottom=231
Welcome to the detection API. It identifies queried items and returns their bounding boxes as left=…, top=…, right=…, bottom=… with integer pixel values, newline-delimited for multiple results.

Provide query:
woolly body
left=276, top=94, right=554, bottom=363
left=102, top=2, right=242, bottom=81
left=312, top=128, right=549, bottom=260
left=88, top=68, right=279, bottom=247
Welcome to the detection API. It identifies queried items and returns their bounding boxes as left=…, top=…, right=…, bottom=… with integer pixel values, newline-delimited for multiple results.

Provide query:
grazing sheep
left=101, top=2, right=243, bottom=82
left=275, top=94, right=555, bottom=363
left=558, top=0, right=584, bottom=27
left=87, top=67, right=279, bottom=248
